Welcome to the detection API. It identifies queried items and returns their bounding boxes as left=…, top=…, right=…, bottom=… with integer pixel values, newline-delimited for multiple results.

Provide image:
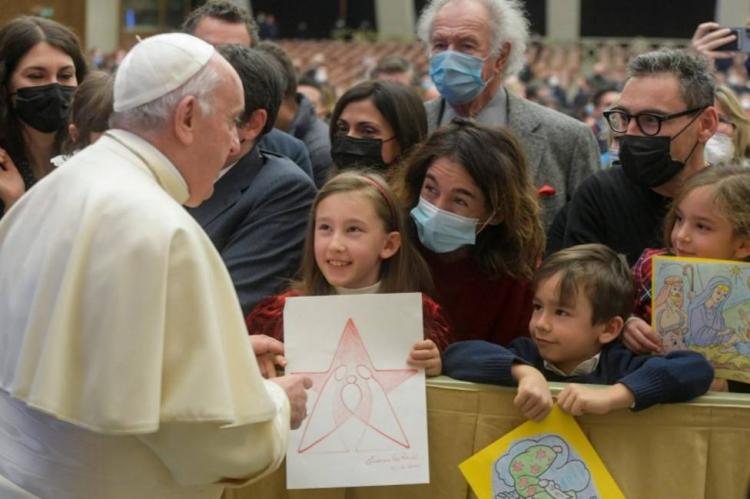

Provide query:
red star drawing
left=291, top=318, right=418, bottom=453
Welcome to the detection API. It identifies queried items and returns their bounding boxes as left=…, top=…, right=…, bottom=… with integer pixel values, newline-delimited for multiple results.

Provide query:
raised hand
left=692, top=22, right=737, bottom=60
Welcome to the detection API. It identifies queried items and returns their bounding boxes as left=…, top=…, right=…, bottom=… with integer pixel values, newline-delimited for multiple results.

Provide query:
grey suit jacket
left=425, top=90, right=599, bottom=229
left=188, top=146, right=316, bottom=316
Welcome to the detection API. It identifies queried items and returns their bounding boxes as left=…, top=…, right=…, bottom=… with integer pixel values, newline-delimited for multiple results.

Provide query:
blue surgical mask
left=429, top=50, right=488, bottom=105
left=410, top=197, right=479, bottom=253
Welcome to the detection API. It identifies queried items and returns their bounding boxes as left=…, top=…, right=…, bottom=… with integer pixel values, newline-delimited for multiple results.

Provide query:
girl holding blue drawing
left=246, top=171, right=451, bottom=376
left=626, top=166, right=750, bottom=353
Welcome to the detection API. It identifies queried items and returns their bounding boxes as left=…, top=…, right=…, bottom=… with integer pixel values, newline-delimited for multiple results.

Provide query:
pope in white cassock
left=0, top=33, right=311, bottom=499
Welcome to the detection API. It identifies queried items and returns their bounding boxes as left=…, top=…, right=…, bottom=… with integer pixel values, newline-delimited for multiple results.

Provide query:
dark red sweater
left=421, top=248, right=533, bottom=346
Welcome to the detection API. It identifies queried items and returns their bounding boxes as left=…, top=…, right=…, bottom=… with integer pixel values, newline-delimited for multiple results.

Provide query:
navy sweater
left=443, top=338, right=713, bottom=411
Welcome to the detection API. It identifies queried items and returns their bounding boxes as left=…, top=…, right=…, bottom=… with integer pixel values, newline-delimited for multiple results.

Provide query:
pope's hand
left=270, top=375, right=313, bottom=429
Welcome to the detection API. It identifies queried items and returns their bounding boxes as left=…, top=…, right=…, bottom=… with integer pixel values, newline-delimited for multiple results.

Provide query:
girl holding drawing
left=246, top=171, right=450, bottom=376
left=626, top=166, right=750, bottom=354
left=625, top=166, right=750, bottom=391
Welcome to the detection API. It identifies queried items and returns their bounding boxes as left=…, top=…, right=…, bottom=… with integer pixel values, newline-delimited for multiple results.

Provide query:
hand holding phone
left=692, top=22, right=745, bottom=59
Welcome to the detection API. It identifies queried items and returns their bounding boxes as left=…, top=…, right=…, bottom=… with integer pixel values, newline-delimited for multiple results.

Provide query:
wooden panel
left=0, top=0, right=87, bottom=47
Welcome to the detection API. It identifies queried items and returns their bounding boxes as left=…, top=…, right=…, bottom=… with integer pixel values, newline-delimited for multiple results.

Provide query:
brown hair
left=397, top=119, right=544, bottom=279
left=534, top=244, right=634, bottom=325
left=62, top=71, right=113, bottom=155
left=182, top=0, right=258, bottom=46
left=664, top=165, right=750, bottom=257
left=293, top=171, right=434, bottom=296
left=329, top=80, right=427, bottom=176
left=0, top=16, right=87, bottom=163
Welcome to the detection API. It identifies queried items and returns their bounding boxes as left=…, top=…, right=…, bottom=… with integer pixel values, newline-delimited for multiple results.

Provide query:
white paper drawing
left=284, top=293, right=429, bottom=489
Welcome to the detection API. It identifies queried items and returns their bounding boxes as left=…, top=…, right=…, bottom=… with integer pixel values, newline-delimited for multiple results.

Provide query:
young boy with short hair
left=443, top=244, right=714, bottom=421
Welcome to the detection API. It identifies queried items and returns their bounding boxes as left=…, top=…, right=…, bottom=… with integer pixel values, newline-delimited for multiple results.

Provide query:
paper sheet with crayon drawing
left=459, top=406, right=624, bottom=499
left=652, top=255, right=750, bottom=383
left=283, top=293, right=428, bottom=489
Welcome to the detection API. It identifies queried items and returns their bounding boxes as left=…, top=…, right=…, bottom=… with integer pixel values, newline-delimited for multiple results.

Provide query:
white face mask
left=704, top=132, right=735, bottom=166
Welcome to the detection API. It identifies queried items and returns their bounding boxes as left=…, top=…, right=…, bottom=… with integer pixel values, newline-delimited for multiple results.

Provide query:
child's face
left=314, top=192, right=399, bottom=289
left=671, top=186, right=750, bottom=260
left=529, top=273, right=611, bottom=374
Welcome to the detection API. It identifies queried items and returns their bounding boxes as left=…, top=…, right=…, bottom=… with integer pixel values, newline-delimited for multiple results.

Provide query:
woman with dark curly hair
left=398, top=119, right=545, bottom=346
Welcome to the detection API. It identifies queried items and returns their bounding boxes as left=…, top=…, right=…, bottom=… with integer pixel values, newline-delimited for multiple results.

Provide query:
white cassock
left=0, top=130, right=290, bottom=499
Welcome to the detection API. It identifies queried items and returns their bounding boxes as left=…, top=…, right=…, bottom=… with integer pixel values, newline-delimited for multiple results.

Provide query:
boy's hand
left=557, top=383, right=635, bottom=416
left=710, top=378, right=729, bottom=392
left=407, top=339, right=441, bottom=376
left=623, top=317, right=662, bottom=354
left=511, top=364, right=553, bottom=422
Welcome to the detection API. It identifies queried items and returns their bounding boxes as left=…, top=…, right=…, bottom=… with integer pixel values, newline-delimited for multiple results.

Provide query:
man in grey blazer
left=188, top=45, right=316, bottom=316
left=417, top=0, right=599, bottom=229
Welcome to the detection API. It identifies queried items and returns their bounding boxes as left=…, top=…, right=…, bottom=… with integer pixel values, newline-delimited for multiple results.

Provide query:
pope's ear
left=173, top=95, right=197, bottom=146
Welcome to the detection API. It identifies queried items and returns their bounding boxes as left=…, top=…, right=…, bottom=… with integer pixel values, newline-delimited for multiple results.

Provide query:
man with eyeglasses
left=556, top=49, right=718, bottom=265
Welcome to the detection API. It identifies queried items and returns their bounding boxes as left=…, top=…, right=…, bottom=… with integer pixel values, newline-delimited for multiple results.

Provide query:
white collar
left=544, top=353, right=601, bottom=377
left=105, top=129, right=189, bottom=203
left=335, top=281, right=381, bottom=295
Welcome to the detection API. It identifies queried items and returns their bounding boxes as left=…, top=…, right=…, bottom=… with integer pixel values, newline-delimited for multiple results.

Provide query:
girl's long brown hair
left=293, top=171, right=435, bottom=296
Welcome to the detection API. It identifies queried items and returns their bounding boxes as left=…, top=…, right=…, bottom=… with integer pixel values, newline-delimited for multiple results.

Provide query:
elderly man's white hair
left=109, top=55, right=222, bottom=132
left=416, top=0, right=530, bottom=78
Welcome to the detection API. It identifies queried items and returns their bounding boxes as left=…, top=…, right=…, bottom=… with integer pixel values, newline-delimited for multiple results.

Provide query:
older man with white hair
left=417, top=0, right=600, bottom=228
left=0, top=33, right=310, bottom=499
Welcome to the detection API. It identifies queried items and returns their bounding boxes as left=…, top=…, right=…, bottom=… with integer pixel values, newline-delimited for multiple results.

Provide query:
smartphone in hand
left=716, top=27, right=750, bottom=53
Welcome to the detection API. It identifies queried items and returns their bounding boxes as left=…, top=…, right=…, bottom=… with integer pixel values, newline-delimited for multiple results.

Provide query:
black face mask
left=331, top=135, right=391, bottom=171
left=619, top=135, right=687, bottom=187
left=13, top=83, right=76, bottom=133
left=618, top=110, right=703, bottom=188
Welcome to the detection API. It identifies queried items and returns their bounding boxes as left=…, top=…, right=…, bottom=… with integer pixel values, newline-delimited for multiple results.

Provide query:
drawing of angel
left=653, top=275, right=687, bottom=351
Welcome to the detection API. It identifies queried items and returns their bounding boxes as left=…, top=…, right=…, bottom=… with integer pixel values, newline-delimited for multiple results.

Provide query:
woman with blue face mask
left=329, top=80, right=427, bottom=181
left=397, top=119, right=545, bottom=346
left=0, top=16, right=87, bottom=218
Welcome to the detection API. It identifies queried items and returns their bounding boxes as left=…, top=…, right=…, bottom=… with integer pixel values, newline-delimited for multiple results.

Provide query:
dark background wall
left=250, top=0, right=715, bottom=40
left=580, top=0, right=716, bottom=38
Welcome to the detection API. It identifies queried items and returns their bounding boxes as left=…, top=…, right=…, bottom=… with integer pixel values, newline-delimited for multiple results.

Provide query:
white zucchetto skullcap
left=114, top=33, right=215, bottom=112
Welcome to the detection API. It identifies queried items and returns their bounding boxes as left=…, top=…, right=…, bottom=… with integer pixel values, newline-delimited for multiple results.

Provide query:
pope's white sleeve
left=136, top=380, right=290, bottom=487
